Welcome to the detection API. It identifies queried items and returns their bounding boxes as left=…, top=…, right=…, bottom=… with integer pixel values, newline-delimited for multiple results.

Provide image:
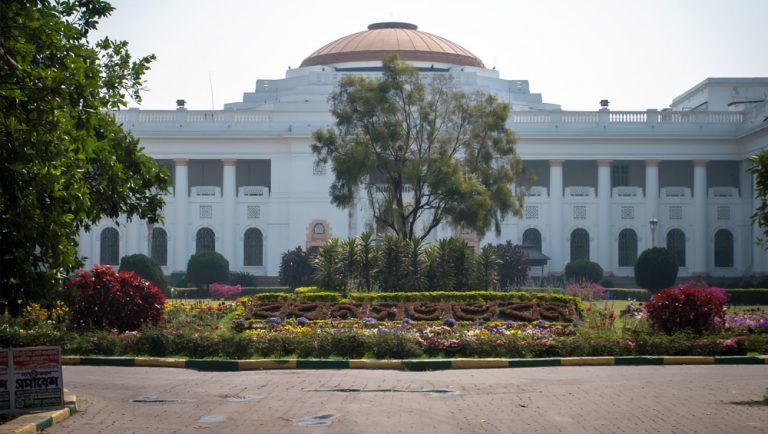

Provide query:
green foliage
left=119, top=254, right=167, bottom=290
left=493, top=241, right=530, bottom=289
left=748, top=149, right=768, bottom=248
left=229, top=271, right=257, bottom=287
left=634, top=247, right=679, bottom=293
left=474, top=245, right=501, bottom=290
left=340, top=237, right=359, bottom=290
left=186, top=251, right=229, bottom=289
left=313, top=238, right=345, bottom=292
left=724, top=288, right=768, bottom=305
left=312, top=55, right=523, bottom=241
left=565, top=260, right=604, bottom=284
left=278, top=246, right=315, bottom=289
left=402, top=238, right=426, bottom=292
left=376, top=235, right=408, bottom=292
left=0, top=0, right=168, bottom=314
left=356, top=231, right=378, bottom=292
left=425, top=239, right=456, bottom=290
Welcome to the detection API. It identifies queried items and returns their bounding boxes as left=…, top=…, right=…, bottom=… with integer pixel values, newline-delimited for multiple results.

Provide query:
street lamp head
left=649, top=217, right=658, bottom=231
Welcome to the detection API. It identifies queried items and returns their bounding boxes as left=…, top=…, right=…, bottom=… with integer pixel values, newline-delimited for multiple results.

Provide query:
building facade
left=78, top=22, right=768, bottom=279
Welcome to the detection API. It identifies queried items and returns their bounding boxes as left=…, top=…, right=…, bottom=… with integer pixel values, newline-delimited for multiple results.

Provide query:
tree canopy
left=748, top=149, right=768, bottom=247
left=312, top=56, right=524, bottom=241
left=0, top=0, right=168, bottom=313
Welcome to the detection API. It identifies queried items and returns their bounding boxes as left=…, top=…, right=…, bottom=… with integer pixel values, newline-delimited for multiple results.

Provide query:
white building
left=78, top=22, right=768, bottom=281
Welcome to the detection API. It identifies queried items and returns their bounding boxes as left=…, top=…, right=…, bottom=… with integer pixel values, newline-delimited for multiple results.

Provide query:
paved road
left=51, top=365, right=767, bottom=433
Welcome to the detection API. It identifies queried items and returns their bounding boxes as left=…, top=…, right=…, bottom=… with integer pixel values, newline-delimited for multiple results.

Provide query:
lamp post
left=649, top=217, right=658, bottom=247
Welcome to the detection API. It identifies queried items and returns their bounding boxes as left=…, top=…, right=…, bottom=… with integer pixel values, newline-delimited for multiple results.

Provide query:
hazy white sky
left=94, top=0, right=768, bottom=111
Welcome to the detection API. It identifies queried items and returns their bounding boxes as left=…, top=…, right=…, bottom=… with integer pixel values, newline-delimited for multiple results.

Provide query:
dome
left=300, top=22, right=485, bottom=68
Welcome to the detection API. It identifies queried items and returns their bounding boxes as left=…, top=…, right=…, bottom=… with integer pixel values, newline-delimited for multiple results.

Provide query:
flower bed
left=236, top=300, right=579, bottom=326
left=2, top=286, right=766, bottom=361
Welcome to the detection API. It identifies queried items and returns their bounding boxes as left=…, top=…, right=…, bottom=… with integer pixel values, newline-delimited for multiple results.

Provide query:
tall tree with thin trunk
left=312, top=56, right=524, bottom=241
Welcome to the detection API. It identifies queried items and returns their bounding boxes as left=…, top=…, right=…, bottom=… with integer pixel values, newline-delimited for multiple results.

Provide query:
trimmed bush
left=635, top=247, right=678, bottom=293
left=646, top=282, right=728, bottom=334
left=186, top=251, right=229, bottom=289
left=66, top=265, right=166, bottom=332
left=119, top=253, right=167, bottom=290
left=565, top=260, right=603, bottom=283
left=279, top=246, right=314, bottom=289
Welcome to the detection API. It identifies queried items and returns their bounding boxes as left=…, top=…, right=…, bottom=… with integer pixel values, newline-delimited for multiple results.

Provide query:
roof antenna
left=208, top=71, right=215, bottom=110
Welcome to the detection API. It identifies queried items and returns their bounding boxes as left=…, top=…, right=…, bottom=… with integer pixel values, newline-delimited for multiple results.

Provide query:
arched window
left=666, top=229, right=686, bottom=267
left=151, top=227, right=168, bottom=266
left=244, top=228, right=264, bottom=266
left=100, top=227, right=119, bottom=265
left=570, top=228, right=590, bottom=261
left=522, top=228, right=542, bottom=252
left=618, top=229, right=638, bottom=267
left=714, top=229, right=733, bottom=267
left=196, top=227, right=215, bottom=253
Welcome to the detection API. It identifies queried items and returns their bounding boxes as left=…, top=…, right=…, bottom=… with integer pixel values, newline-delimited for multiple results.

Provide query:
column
left=126, top=218, right=143, bottom=255
left=645, top=160, right=660, bottom=248
left=549, top=160, right=564, bottom=273
left=78, top=230, right=91, bottom=268
left=174, top=159, right=189, bottom=271
left=597, top=160, right=612, bottom=274
left=693, top=160, right=708, bottom=274
left=222, top=159, right=237, bottom=270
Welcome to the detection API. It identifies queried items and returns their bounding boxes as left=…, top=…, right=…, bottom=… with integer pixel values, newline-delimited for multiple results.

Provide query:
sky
left=93, top=0, right=768, bottom=111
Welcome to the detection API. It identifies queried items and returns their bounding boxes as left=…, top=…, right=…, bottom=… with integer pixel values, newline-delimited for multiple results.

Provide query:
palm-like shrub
left=340, top=237, right=359, bottom=291
left=357, top=231, right=378, bottom=292
left=402, top=238, right=426, bottom=292
left=635, top=247, right=678, bottom=293
left=376, top=235, right=408, bottom=292
left=313, top=238, right=344, bottom=292
left=474, top=245, right=501, bottom=290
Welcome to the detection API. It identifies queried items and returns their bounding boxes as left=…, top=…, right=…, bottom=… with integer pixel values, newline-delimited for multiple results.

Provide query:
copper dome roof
left=300, top=22, right=485, bottom=68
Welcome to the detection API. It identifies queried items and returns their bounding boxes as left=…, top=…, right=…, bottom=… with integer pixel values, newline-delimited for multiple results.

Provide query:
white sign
left=0, top=346, right=63, bottom=414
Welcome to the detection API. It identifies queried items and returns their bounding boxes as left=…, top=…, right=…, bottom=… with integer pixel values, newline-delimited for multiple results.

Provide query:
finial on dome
left=367, top=22, right=418, bottom=30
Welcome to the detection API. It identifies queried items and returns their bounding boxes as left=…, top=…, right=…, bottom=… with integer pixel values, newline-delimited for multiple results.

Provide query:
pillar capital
left=222, top=159, right=237, bottom=166
left=597, top=160, right=613, bottom=167
left=693, top=159, right=709, bottom=167
left=549, top=159, right=564, bottom=167
left=644, top=160, right=660, bottom=167
left=173, top=158, right=189, bottom=166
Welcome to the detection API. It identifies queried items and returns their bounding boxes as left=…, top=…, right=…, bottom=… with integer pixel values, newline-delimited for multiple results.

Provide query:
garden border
left=61, top=355, right=768, bottom=371
left=0, top=391, right=77, bottom=434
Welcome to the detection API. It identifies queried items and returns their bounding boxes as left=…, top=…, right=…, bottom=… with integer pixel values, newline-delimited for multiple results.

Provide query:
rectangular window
left=669, top=206, right=683, bottom=220
left=717, top=206, right=730, bottom=221
left=247, top=205, right=261, bottom=219
left=611, top=164, right=629, bottom=187
left=621, top=206, right=634, bottom=220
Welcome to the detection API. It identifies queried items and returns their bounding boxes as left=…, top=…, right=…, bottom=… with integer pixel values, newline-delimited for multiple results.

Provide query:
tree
left=278, top=246, right=314, bottom=289
left=0, top=1, right=168, bottom=314
left=748, top=149, right=768, bottom=247
left=312, top=56, right=523, bottom=241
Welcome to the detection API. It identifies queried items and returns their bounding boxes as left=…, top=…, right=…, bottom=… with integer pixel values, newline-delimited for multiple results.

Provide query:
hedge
left=605, top=288, right=651, bottom=301
left=724, top=288, right=768, bottom=305
left=166, top=287, right=292, bottom=299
